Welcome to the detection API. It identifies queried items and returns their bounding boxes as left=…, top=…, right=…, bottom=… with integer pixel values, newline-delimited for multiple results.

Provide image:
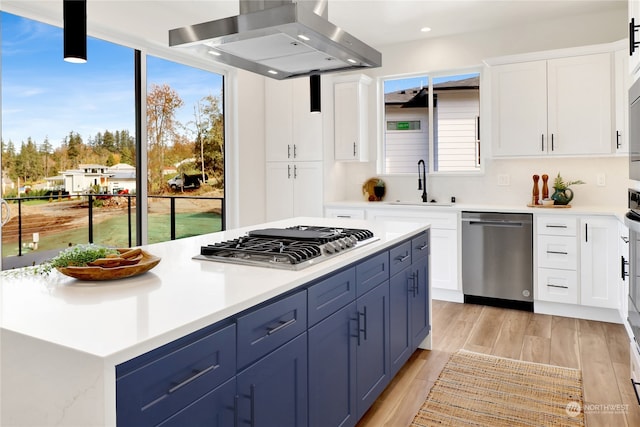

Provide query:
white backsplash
left=341, top=156, right=630, bottom=209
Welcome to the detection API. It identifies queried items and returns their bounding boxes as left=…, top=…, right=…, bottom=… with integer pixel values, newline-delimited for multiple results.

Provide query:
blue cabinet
left=309, top=301, right=358, bottom=427
left=237, top=333, right=308, bottom=427
left=389, top=231, right=431, bottom=376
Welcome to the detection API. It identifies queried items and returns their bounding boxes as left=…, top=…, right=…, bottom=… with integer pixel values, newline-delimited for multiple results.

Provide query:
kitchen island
left=0, top=217, right=431, bottom=426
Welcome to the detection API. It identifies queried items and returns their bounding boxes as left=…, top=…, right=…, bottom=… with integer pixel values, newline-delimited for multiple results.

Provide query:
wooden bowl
left=56, top=249, right=161, bottom=281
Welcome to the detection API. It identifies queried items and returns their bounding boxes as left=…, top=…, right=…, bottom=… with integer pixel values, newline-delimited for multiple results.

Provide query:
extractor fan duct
left=168, top=0, right=382, bottom=80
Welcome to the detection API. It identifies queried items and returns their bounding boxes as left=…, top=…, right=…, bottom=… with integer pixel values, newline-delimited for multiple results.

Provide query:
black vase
left=373, top=186, right=385, bottom=200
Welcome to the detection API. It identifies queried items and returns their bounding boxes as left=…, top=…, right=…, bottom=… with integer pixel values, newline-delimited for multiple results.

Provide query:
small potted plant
left=552, top=172, right=585, bottom=205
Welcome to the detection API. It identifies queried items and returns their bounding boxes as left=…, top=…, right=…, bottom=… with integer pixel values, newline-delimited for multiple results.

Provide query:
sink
left=385, top=201, right=453, bottom=207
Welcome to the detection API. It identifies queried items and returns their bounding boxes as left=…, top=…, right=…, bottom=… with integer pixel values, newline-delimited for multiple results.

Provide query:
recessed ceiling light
left=347, top=58, right=357, bottom=64
left=207, top=50, right=221, bottom=56
left=420, top=27, right=432, bottom=33
left=268, top=70, right=278, bottom=75
left=297, top=34, right=310, bottom=41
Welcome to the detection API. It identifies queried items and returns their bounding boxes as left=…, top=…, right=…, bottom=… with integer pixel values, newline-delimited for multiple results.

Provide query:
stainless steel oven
left=625, top=189, right=640, bottom=404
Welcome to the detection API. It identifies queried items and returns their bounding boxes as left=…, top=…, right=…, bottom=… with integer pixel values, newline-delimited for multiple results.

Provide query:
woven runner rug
left=410, top=349, right=584, bottom=427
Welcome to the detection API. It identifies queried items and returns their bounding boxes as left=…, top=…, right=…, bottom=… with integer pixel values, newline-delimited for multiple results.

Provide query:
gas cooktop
left=194, top=225, right=378, bottom=270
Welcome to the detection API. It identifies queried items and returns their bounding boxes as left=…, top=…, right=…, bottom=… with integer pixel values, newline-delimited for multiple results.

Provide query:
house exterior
left=45, top=163, right=137, bottom=195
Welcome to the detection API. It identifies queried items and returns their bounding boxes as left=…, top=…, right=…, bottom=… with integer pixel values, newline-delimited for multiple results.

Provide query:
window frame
left=376, top=65, right=485, bottom=177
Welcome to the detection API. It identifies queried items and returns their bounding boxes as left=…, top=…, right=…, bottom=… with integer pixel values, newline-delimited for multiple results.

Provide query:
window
left=382, top=71, right=481, bottom=174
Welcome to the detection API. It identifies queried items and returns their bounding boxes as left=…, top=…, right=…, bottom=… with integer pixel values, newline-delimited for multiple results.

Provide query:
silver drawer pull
left=547, top=284, right=569, bottom=289
left=417, top=243, right=428, bottom=251
left=168, top=365, right=217, bottom=394
left=546, top=250, right=568, bottom=255
left=267, top=317, right=296, bottom=336
left=546, top=224, right=568, bottom=228
left=395, top=254, right=410, bottom=262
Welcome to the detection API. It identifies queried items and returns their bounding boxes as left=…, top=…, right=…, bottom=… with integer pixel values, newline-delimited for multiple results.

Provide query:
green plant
left=34, top=244, right=119, bottom=275
left=375, top=179, right=385, bottom=188
left=553, top=172, right=585, bottom=190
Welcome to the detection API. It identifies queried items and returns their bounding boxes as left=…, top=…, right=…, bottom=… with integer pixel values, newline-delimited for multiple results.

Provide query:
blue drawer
left=356, top=251, right=390, bottom=297
left=389, top=241, right=412, bottom=277
left=237, top=290, right=307, bottom=369
left=411, top=231, right=430, bottom=261
left=116, top=323, right=236, bottom=427
left=308, top=267, right=356, bottom=326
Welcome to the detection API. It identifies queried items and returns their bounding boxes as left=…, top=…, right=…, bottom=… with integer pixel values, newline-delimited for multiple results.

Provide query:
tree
left=191, top=94, right=224, bottom=187
left=147, top=83, right=184, bottom=193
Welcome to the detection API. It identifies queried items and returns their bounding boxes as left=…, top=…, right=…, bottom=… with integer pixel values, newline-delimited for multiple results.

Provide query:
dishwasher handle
left=462, top=219, right=527, bottom=228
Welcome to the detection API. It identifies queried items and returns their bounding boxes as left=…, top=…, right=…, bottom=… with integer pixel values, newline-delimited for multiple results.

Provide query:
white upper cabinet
left=334, top=75, right=371, bottom=161
left=265, top=78, right=323, bottom=162
left=491, top=52, right=613, bottom=157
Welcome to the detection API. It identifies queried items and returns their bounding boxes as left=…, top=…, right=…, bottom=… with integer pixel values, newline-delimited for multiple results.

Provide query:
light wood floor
left=357, top=300, right=640, bottom=427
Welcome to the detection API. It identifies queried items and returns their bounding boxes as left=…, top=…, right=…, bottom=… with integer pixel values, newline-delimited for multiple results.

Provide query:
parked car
left=167, top=173, right=207, bottom=190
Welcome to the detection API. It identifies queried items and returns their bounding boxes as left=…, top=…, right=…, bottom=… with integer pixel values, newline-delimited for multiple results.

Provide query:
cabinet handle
left=546, top=224, right=567, bottom=228
left=551, top=133, right=555, bottom=151
left=267, top=317, right=296, bottom=336
left=546, top=250, right=568, bottom=255
left=631, top=18, right=640, bottom=56
left=353, top=142, right=357, bottom=157
left=622, top=236, right=630, bottom=244
left=617, top=131, right=622, bottom=149
left=585, top=223, right=588, bottom=242
left=294, top=164, right=297, bottom=179
left=293, top=144, right=297, bottom=158
left=234, top=395, right=239, bottom=427
left=168, top=364, right=217, bottom=394
left=541, top=134, right=544, bottom=152
left=632, top=379, right=640, bottom=405
left=357, top=307, right=368, bottom=345
left=414, top=270, right=420, bottom=296
left=417, top=243, right=428, bottom=251
left=547, top=284, right=569, bottom=289
left=408, top=272, right=417, bottom=297
left=287, top=164, right=291, bottom=179
left=395, top=253, right=410, bottom=263
left=287, top=144, right=291, bottom=159
left=622, top=256, right=630, bottom=281
left=336, top=215, right=351, bottom=218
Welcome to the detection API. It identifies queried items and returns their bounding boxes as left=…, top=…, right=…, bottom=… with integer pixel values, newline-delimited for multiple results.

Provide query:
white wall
left=323, top=7, right=630, bottom=208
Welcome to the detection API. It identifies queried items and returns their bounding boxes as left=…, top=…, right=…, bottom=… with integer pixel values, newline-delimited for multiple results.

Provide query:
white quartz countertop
left=325, top=200, right=628, bottom=219
left=0, top=217, right=429, bottom=364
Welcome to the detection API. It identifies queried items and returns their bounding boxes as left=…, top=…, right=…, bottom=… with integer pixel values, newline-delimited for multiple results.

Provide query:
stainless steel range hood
left=168, top=0, right=382, bottom=80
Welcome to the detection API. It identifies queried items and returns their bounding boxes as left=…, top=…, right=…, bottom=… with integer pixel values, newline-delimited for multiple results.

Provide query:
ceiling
left=3, top=0, right=627, bottom=55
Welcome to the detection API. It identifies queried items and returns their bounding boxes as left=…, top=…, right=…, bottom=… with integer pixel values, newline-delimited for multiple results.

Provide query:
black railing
left=2, top=193, right=225, bottom=258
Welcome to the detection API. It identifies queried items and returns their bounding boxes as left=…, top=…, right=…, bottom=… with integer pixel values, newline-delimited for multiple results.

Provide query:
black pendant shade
left=63, top=0, right=87, bottom=63
left=310, top=74, right=321, bottom=113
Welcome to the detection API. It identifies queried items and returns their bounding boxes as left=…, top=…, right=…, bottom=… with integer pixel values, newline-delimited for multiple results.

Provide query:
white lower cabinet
left=537, top=267, right=578, bottom=304
left=266, top=161, right=323, bottom=221
left=580, top=216, right=619, bottom=309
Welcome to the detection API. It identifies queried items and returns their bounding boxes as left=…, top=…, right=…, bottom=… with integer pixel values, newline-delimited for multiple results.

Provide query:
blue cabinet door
left=237, top=333, right=308, bottom=427
left=309, top=301, right=358, bottom=427
left=156, top=378, right=236, bottom=427
left=356, top=281, right=390, bottom=419
left=411, top=255, right=430, bottom=348
left=389, top=265, right=412, bottom=377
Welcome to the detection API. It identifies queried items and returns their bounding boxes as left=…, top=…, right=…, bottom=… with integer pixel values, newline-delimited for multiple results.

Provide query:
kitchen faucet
left=418, top=159, right=428, bottom=202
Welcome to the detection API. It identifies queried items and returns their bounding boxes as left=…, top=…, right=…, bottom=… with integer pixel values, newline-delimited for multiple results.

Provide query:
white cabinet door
left=265, top=162, right=294, bottom=221
left=292, top=161, right=323, bottom=218
left=265, top=79, right=322, bottom=162
left=615, top=49, right=629, bottom=154
left=491, top=60, right=547, bottom=156
left=580, top=217, right=619, bottom=309
left=430, top=228, right=458, bottom=291
left=265, top=79, right=294, bottom=162
left=334, top=75, right=370, bottom=161
left=292, top=78, right=323, bottom=162
left=547, top=53, right=613, bottom=155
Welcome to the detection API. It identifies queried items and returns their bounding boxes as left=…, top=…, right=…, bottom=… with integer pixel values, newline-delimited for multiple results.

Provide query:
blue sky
left=1, top=12, right=223, bottom=149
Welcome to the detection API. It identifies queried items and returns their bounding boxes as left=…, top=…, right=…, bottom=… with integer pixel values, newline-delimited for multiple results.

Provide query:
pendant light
left=310, top=74, right=321, bottom=113
left=63, top=0, right=87, bottom=63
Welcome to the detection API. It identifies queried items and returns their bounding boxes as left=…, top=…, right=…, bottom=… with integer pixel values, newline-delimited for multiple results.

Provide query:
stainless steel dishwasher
left=461, top=211, right=533, bottom=311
